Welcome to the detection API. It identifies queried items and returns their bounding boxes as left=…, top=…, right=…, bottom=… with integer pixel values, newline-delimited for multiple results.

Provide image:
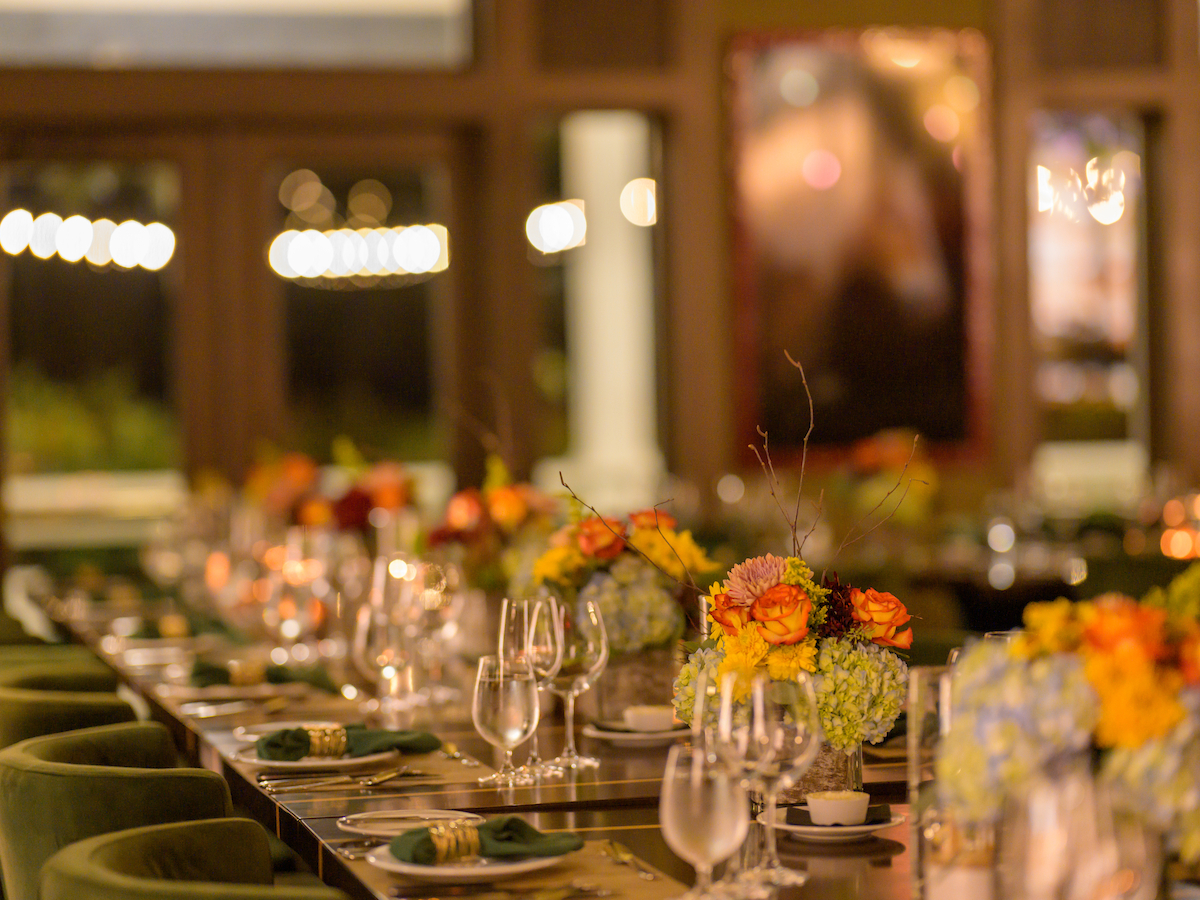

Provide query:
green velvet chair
left=0, top=661, right=136, bottom=751
left=0, top=643, right=102, bottom=670
left=40, top=819, right=347, bottom=900
left=0, top=721, right=234, bottom=900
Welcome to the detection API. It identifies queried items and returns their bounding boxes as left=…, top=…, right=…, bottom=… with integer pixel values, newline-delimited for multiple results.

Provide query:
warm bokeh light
left=619, top=178, right=657, bottom=226
left=986, top=521, right=1016, bottom=553
left=716, top=473, right=745, bottom=504
left=0, top=208, right=33, bottom=255
left=801, top=149, right=841, bottom=190
left=29, top=213, right=62, bottom=259
left=1163, top=498, right=1187, bottom=528
left=923, top=104, right=960, bottom=142
left=525, top=200, right=586, bottom=253
left=0, top=209, right=173, bottom=270
left=1162, top=528, right=1197, bottom=560
left=55, top=215, right=94, bottom=262
left=268, top=222, right=449, bottom=281
left=943, top=74, right=980, bottom=112
left=780, top=68, right=819, bottom=107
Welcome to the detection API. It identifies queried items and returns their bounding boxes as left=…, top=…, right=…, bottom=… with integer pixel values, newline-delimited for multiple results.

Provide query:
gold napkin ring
left=303, top=725, right=348, bottom=758
left=430, top=820, right=481, bottom=863
left=228, top=658, right=266, bottom=687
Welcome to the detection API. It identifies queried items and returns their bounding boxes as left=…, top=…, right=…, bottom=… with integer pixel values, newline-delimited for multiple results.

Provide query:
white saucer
left=337, top=809, right=485, bottom=837
left=581, top=722, right=688, bottom=748
left=365, top=846, right=571, bottom=883
left=765, top=807, right=906, bottom=843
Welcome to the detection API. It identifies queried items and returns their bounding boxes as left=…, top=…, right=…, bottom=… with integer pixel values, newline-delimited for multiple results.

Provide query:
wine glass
left=351, top=553, right=423, bottom=724
left=544, top=598, right=608, bottom=769
left=523, top=593, right=564, bottom=777
left=497, top=597, right=531, bottom=664
left=471, top=654, right=539, bottom=786
left=660, top=743, right=751, bottom=900
left=717, top=671, right=822, bottom=886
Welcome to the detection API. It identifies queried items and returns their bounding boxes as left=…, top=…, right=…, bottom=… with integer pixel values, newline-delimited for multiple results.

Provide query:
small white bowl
left=622, top=705, right=676, bottom=732
left=806, top=790, right=870, bottom=825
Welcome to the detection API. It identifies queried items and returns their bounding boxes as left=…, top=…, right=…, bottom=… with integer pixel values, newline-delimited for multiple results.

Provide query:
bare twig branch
left=824, top=435, right=923, bottom=579
left=750, top=429, right=801, bottom=555
left=483, top=371, right=515, bottom=475
left=441, top=400, right=501, bottom=457
left=799, top=488, right=824, bottom=556
left=557, top=473, right=701, bottom=595
left=784, top=350, right=816, bottom=544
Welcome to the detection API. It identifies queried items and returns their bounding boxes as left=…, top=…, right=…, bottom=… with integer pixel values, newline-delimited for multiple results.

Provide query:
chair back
left=0, top=721, right=232, bottom=900
left=0, top=661, right=136, bottom=751
left=41, top=819, right=347, bottom=900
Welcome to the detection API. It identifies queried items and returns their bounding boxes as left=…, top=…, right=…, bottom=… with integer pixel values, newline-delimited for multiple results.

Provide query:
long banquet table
left=38, top=595, right=914, bottom=900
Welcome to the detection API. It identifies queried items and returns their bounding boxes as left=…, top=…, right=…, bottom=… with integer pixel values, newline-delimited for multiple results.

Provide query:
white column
left=535, top=111, right=664, bottom=513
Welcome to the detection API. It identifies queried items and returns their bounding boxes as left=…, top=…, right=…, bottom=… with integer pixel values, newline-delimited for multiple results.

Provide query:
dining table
left=33, top=588, right=915, bottom=900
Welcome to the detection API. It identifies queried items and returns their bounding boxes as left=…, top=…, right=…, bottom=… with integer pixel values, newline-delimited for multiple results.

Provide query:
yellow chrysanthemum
left=1085, top=648, right=1185, bottom=748
left=1015, top=597, right=1083, bottom=658
left=766, top=639, right=818, bottom=681
left=531, top=545, right=586, bottom=586
left=629, top=527, right=717, bottom=582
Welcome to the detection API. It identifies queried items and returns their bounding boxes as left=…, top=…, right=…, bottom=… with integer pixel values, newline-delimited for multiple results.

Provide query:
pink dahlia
left=724, top=554, right=787, bottom=607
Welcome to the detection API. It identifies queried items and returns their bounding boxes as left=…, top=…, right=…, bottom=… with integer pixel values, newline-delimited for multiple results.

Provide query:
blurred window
left=270, top=165, right=445, bottom=464
left=0, top=0, right=472, bottom=68
left=1, top=160, right=181, bottom=476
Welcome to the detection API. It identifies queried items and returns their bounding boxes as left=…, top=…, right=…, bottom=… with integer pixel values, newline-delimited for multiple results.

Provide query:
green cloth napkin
left=389, top=816, right=584, bottom=865
left=190, top=659, right=339, bottom=693
left=255, top=723, right=442, bottom=761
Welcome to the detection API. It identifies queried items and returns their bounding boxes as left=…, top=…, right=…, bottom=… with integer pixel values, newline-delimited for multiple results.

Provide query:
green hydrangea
left=671, top=645, right=723, bottom=728
left=812, top=638, right=908, bottom=751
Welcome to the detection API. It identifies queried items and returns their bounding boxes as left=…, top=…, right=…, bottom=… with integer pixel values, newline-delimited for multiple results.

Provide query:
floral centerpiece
left=673, top=554, right=911, bottom=790
left=531, top=507, right=718, bottom=718
left=532, top=508, right=717, bottom=654
left=426, top=456, right=559, bottom=594
left=937, top=584, right=1200, bottom=863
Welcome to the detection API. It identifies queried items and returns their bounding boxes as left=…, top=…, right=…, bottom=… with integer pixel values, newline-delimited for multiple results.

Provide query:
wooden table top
left=42, top=596, right=915, bottom=900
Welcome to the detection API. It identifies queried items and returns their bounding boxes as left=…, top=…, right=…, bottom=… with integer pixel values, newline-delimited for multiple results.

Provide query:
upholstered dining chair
left=40, top=818, right=348, bottom=900
left=0, top=643, right=104, bottom=670
left=0, top=660, right=136, bottom=751
left=0, top=720, right=232, bottom=900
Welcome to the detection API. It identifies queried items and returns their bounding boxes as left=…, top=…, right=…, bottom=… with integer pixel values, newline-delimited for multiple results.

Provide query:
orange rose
left=750, top=583, right=812, bottom=645
left=709, top=591, right=751, bottom=637
left=629, top=509, right=677, bottom=530
left=486, top=485, right=529, bottom=532
left=445, top=489, right=485, bottom=532
left=577, top=517, right=626, bottom=560
left=850, top=588, right=913, bottom=649
left=1181, top=628, right=1200, bottom=686
left=1082, top=595, right=1167, bottom=662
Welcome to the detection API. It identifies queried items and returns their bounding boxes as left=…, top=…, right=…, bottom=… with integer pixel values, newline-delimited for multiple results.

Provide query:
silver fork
left=263, top=766, right=430, bottom=793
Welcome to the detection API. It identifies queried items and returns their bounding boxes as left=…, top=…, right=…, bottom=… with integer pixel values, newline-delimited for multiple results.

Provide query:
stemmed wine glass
left=471, top=654, right=540, bottom=786
left=523, top=593, right=564, bottom=777
left=545, top=597, right=608, bottom=769
left=717, top=671, right=822, bottom=886
left=352, top=554, right=423, bottom=724
left=660, top=743, right=751, bottom=900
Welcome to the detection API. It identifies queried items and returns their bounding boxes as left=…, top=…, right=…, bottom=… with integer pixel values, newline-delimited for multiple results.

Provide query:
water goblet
left=717, top=671, right=822, bottom=886
left=351, top=553, right=423, bottom=724
left=545, top=598, right=608, bottom=769
left=471, top=654, right=539, bottom=786
left=659, top=743, right=751, bottom=900
left=523, top=593, right=565, bottom=777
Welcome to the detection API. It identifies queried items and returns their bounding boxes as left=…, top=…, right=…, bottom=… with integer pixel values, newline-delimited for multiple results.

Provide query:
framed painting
left=728, top=28, right=992, bottom=459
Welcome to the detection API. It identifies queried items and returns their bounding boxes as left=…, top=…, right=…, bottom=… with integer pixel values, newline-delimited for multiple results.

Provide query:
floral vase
left=578, top=646, right=681, bottom=723
left=780, top=741, right=864, bottom=804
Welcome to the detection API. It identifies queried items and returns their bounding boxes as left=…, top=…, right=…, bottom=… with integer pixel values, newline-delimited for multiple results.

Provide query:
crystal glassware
left=660, top=743, right=751, bottom=899
left=544, top=597, right=608, bottom=769
left=471, top=654, right=540, bottom=786
left=717, top=671, right=821, bottom=886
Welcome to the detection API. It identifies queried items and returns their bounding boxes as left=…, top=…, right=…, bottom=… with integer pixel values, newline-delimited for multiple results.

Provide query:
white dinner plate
left=232, top=721, right=342, bottom=742
left=364, top=846, right=572, bottom=883
left=765, top=807, right=906, bottom=843
left=232, top=747, right=398, bottom=770
left=581, top=722, right=688, bottom=748
left=337, top=809, right=485, bottom=837
left=156, top=681, right=309, bottom=702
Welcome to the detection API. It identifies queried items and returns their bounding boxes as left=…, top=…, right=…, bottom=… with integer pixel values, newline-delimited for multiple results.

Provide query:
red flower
left=576, top=517, right=626, bottom=560
left=710, top=592, right=751, bottom=637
